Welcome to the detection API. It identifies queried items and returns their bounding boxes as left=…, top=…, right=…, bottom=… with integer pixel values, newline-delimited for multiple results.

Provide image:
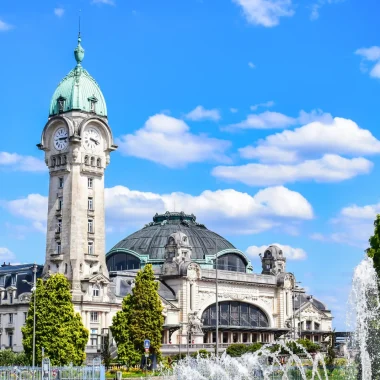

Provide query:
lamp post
left=292, top=282, right=301, bottom=340
left=23, top=263, right=38, bottom=368
left=214, top=237, right=219, bottom=357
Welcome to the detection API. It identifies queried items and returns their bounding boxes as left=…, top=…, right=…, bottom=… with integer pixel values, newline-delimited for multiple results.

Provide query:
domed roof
left=108, top=212, right=236, bottom=260
left=264, top=245, right=284, bottom=260
left=49, top=34, right=107, bottom=117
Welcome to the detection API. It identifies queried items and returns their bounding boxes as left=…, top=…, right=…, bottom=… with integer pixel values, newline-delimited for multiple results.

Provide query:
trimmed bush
left=191, top=349, right=211, bottom=359
left=226, top=344, right=248, bottom=357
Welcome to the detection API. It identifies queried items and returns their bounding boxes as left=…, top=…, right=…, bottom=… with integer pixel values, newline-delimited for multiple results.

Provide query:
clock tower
left=38, top=34, right=117, bottom=297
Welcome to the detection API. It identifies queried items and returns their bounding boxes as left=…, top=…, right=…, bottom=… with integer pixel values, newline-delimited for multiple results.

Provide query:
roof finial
left=78, top=9, right=81, bottom=38
left=74, top=9, right=85, bottom=65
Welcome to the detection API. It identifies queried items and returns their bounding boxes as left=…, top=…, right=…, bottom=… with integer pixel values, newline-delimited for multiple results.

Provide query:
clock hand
left=59, top=137, right=67, bottom=141
left=90, top=138, right=100, bottom=145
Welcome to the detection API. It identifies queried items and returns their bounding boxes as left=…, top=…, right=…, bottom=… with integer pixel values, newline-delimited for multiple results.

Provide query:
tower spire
left=78, top=9, right=81, bottom=38
left=74, top=10, right=84, bottom=66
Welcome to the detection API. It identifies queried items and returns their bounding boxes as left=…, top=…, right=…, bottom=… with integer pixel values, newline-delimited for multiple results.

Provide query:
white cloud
left=54, top=8, right=65, bottom=17
left=233, top=0, right=294, bottom=27
left=117, top=114, right=231, bottom=168
left=240, top=117, right=380, bottom=162
left=311, top=200, right=380, bottom=248
left=4, top=194, right=48, bottom=233
left=0, top=19, right=13, bottom=31
left=230, top=108, right=238, bottom=113
left=92, top=0, right=115, bottom=4
left=355, top=46, right=380, bottom=61
left=185, top=106, right=221, bottom=121
left=224, top=109, right=332, bottom=131
left=248, top=62, right=256, bottom=69
left=250, top=100, right=275, bottom=111
left=0, top=152, right=46, bottom=172
left=105, top=185, right=313, bottom=235
left=212, top=154, right=372, bottom=186
left=4, top=185, right=313, bottom=240
left=0, top=248, right=16, bottom=262
left=246, top=243, right=307, bottom=260
left=310, top=0, right=344, bottom=21
left=355, top=46, right=380, bottom=79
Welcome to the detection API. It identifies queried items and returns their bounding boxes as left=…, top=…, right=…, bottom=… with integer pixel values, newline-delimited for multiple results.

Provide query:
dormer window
left=88, top=96, right=98, bottom=113
left=92, top=284, right=100, bottom=297
left=57, top=96, right=66, bottom=113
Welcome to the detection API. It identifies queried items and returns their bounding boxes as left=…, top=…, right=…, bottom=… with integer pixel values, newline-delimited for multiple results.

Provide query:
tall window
left=9, top=313, right=13, bottom=324
left=88, top=219, right=94, bottom=233
left=314, top=322, right=320, bottom=331
left=24, top=312, right=27, bottom=323
left=306, top=321, right=312, bottom=331
left=57, top=242, right=62, bottom=254
left=58, top=197, right=63, bottom=211
left=88, top=197, right=93, bottom=211
left=88, top=241, right=94, bottom=255
left=8, top=333, right=13, bottom=348
left=90, top=329, right=98, bottom=346
left=58, top=177, right=64, bottom=188
left=57, top=219, right=62, bottom=233
left=93, top=284, right=100, bottom=297
left=90, top=311, right=99, bottom=322
left=9, top=292, right=13, bottom=304
left=88, top=177, right=93, bottom=189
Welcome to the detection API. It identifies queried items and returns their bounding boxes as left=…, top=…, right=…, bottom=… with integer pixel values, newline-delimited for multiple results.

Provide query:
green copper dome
left=49, top=34, right=107, bottom=117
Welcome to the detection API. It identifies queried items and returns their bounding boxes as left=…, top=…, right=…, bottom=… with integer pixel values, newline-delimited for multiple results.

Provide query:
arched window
left=92, top=284, right=100, bottom=297
left=202, top=301, right=269, bottom=328
left=62, top=155, right=67, bottom=164
left=90, top=157, right=95, bottom=166
left=106, top=253, right=141, bottom=271
left=97, top=158, right=101, bottom=168
left=215, top=253, right=246, bottom=272
left=84, top=155, right=89, bottom=165
left=57, top=156, right=61, bottom=166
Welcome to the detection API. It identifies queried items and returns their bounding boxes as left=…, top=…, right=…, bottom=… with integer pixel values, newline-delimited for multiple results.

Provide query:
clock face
left=53, top=127, right=69, bottom=151
left=84, top=128, right=101, bottom=151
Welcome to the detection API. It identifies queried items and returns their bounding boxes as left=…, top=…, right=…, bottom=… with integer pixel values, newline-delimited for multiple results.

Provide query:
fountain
left=147, top=257, right=380, bottom=379
left=157, top=340, right=330, bottom=379
left=347, top=256, right=380, bottom=379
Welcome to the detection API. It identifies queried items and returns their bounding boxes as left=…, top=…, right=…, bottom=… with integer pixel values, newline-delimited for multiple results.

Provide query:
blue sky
left=1, top=0, right=380, bottom=329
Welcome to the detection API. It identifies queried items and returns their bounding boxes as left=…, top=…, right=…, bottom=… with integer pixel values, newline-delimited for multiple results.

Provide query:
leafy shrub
left=226, top=344, right=248, bottom=357
left=297, top=338, right=320, bottom=353
left=334, top=358, right=348, bottom=367
left=190, top=349, right=210, bottom=359
left=0, top=350, right=30, bottom=366
left=171, top=353, right=186, bottom=362
left=246, top=343, right=263, bottom=353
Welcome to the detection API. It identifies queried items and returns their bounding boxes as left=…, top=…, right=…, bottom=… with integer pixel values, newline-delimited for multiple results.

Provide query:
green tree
left=366, top=214, right=380, bottom=277
left=365, top=214, right=380, bottom=378
left=111, top=264, right=164, bottom=366
left=101, top=332, right=112, bottom=367
left=22, top=274, right=89, bottom=366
